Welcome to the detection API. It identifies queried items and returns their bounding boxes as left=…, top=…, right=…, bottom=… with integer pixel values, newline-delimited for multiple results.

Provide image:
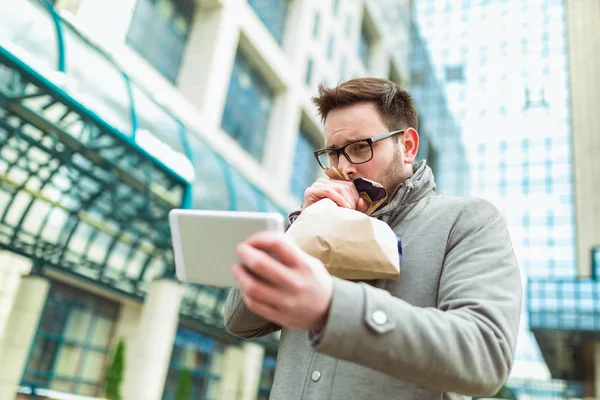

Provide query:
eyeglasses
left=313, top=130, right=405, bottom=170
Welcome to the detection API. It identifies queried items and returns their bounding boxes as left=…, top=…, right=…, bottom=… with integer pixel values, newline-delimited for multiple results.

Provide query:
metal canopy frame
left=1, top=0, right=284, bottom=351
left=0, top=48, right=185, bottom=296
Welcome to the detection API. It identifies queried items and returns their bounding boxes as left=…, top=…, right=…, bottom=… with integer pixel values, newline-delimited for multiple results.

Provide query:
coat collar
left=371, top=160, right=437, bottom=223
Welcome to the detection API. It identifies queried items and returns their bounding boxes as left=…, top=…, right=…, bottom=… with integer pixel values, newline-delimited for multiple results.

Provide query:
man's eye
left=352, top=143, right=370, bottom=151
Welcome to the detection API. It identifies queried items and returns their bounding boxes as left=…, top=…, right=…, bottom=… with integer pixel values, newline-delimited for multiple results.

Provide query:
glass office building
left=413, top=0, right=581, bottom=398
left=409, top=24, right=470, bottom=198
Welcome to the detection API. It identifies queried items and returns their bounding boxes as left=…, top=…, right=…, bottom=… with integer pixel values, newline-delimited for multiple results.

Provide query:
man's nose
left=337, top=155, right=357, bottom=176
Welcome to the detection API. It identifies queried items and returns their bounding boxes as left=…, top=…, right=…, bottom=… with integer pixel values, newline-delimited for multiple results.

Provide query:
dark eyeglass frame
left=313, top=129, right=405, bottom=170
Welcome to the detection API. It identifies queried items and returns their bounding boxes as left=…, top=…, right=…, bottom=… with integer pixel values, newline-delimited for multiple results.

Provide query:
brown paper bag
left=285, top=198, right=400, bottom=280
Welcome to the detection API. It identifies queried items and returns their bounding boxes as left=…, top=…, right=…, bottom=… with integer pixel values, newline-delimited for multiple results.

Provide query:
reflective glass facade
left=529, top=279, right=600, bottom=331
left=414, top=0, right=576, bottom=394
left=221, top=48, right=275, bottom=161
left=409, top=25, right=469, bottom=197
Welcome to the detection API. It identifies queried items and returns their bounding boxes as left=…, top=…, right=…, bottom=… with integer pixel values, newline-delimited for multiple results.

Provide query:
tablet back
left=169, top=209, right=285, bottom=287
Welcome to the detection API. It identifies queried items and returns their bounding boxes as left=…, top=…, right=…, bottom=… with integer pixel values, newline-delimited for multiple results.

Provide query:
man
left=224, top=77, right=522, bottom=400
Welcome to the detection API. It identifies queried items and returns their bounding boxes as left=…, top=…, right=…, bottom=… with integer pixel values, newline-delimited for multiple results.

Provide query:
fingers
left=305, top=186, right=352, bottom=209
left=303, top=179, right=359, bottom=209
left=232, top=263, right=287, bottom=310
left=242, top=297, right=281, bottom=324
left=240, top=231, right=303, bottom=268
left=236, top=241, right=301, bottom=292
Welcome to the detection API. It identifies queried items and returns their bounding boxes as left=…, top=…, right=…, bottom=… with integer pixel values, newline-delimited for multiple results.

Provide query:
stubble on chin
left=378, top=148, right=408, bottom=196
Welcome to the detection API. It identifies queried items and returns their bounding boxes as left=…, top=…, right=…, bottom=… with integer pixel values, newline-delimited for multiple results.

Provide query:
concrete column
left=177, top=0, right=242, bottom=129
left=566, top=0, right=600, bottom=278
left=72, top=0, right=138, bottom=46
left=218, top=342, right=265, bottom=400
left=0, top=253, right=32, bottom=343
left=263, top=92, right=302, bottom=192
left=0, top=276, right=50, bottom=400
left=279, top=0, right=312, bottom=67
left=111, top=301, right=142, bottom=347
left=122, top=279, right=184, bottom=400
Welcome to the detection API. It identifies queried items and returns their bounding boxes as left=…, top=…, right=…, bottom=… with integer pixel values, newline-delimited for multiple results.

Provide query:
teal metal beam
left=215, top=153, right=237, bottom=211
left=0, top=45, right=188, bottom=188
left=177, top=122, right=193, bottom=209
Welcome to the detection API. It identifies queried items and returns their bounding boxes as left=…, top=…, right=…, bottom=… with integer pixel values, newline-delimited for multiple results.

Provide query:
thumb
left=357, top=198, right=368, bottom=213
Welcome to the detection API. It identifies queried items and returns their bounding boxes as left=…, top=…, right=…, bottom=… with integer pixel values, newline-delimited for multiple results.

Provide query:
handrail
left=39, top=0, right=65, bottom=72
left=122, top=71, right=138, bottom=138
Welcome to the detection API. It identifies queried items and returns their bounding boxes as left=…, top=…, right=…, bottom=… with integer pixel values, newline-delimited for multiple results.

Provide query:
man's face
left=323, top=101, right=415, bottom=195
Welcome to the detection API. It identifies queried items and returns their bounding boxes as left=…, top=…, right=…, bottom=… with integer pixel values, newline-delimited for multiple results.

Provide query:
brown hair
left=312, top=77, right=418, bottom=131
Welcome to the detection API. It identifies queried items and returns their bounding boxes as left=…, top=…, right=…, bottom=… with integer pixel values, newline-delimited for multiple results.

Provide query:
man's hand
left=303, top=178, right=368, bottom=212
left=233, top=231, right=333, bottom=331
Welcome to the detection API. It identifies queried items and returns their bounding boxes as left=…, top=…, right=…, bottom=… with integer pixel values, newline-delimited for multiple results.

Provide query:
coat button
left=311, top=371, right=321, bottom=382
left=372, top=310, right=388, bottom=326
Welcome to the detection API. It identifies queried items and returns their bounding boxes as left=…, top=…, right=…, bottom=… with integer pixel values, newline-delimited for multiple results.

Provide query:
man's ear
left=402, top=128, right=419, bottom=164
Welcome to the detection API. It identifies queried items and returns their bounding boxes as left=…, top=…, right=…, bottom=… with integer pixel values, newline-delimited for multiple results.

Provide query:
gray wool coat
left=224, top=161, right=522, bottom=400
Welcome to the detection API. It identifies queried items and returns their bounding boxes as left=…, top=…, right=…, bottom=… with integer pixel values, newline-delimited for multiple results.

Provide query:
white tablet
left=169, top=208, right=285, bottom=287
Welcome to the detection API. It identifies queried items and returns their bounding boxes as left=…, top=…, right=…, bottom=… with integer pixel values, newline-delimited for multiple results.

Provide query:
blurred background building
left=0, top=0, right=597, bottom=399
left=412, top=0, right=600, bottom=398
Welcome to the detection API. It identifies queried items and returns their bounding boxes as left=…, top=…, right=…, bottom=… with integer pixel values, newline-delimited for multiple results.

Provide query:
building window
left=332, top=0, right=341, bottom=16
left=524, top=86, right=550, bottom=109
left=444, top=64, right=465, bottom=82
left=358, top=19, right=373, bottom=68
left=248, top=0, right=290, bottom=45
left=410, top=69, right=426, bottom=85
left=290, top=125, right=321, bottom=202
left=221, top=48, right=275, bottom=160
left=327, top=35, right=335, bottom=60
left=306, top=57, right=313, bottom=85
left=345, top=14, right=352, bottom=38
left=257, top=355, right=277, bottom=400
left=313, top=11, right=320, bottom=38
left=339, top=55, right=347, bottom=80
left=126, top=0, right=195, bottom=84
left=163, top=328, right=223, bottom=400
left=21, top=282, right=119, bottom=397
